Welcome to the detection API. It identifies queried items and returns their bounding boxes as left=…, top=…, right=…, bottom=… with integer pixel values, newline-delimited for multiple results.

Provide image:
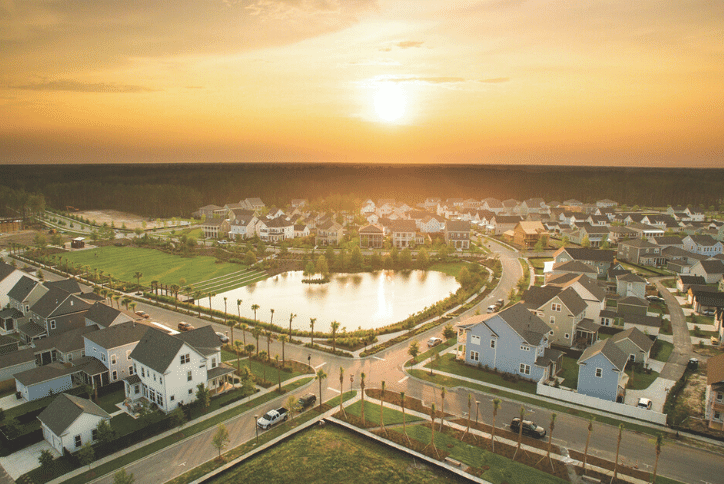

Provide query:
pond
left=199, top=270, right=460, bottom=333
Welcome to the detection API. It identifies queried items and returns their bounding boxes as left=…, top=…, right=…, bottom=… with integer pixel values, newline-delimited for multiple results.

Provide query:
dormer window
left=50, top=320, right=56, bottom=330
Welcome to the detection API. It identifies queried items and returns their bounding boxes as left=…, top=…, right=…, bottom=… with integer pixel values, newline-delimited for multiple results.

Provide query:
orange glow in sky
left=1, top=1, right=722, bottom=166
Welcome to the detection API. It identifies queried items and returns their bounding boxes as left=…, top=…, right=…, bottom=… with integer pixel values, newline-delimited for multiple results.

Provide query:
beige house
left=705, top=353, right=724, bottom=430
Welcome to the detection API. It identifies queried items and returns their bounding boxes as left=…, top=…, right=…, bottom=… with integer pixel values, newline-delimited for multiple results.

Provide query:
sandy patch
left=76, top=210, right=158, bottom=230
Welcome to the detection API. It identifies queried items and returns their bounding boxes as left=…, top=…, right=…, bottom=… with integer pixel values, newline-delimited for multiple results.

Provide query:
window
left=127, top=350, right=132, bottom=360
left=595, top=368, right=603, bottom=378
left=550, top=316, right=555, bottom=325
left=471, top=335, right=480, bottom=345
left=112, top=370, right=117, bottom=381
left=111, top=354, right=117, bottom=365
left=100, top=354, right=106, bottom=362
left=150, top=389, right=156, bottom=400
left=135, top=385, right=140, bottom=395
left=187, top=370, right=193, bottom=382
left=629, top=355, right=635, bottom=361
left=717, top=392, right=723, bottom=402
left=551, top=303, right=561, bottom=312
left=81, top=350, right=85, bottom=357
left=470, top=351, right=479, bottom=362
left=75, top=435, right=82, bottom=448
left=153, top=373, right=156, bottom=382
left=211, top=357, right=217, bottom=369
left=549, top=330, right=554, bottom=335
left=129, top=365, right=134, bottom=375
left=68, top=353, right=73, bottom=362
left=133, top=363, right=137, bottom=373
left=564, top=333, right=570, bottom=340
left=92, top=429, right=98, bottom=441
left=188, top=388, right=193, bottom=395
left=50, top=320, right=56, bottom=330
left=180, top=354, right=190, bottom=364
left=520, top=345, right=530, bottom=351
left=157, top=394, right=163, bottom=406
left=159, top=376, right=163, bottom=384
left=490, top=340, right=496, bottom=349
left=170, top=395, right=175, bottom=401
left=141, top=367, right=145, bottom=377
left=519, top=363, right=530, bottom=375
left=715, top=411, right=722, bottom=421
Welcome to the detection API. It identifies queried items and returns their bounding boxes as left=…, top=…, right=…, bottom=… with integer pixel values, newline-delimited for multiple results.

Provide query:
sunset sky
left=1, top=1, right=722, bottom=166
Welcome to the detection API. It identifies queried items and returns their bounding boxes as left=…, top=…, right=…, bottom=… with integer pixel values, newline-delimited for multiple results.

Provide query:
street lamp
left=253, top=414, right=259, bottom=444
left=307, top=354, right=311, bottom=368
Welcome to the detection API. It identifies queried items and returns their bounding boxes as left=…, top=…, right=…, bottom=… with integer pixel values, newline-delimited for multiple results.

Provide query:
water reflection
left=199, top=270, right=459, bottom=332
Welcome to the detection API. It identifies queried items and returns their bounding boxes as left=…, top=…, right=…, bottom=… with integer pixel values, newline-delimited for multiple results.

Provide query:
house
left=586, top=215, right=611, bottom=227
left=677, top=275, right=706, bottom=293
left=596, top=199, right=618, bottom=208
left=0, top=335, right=19, bottom=356
left=490, top=216, right=522, bottom=236
left=8, top=275, right=45, bottom=317
left=241, top=198, right=265, bottom=213
left=0, top=348, right=36, bottom=382
left=683, top=235, right=723, bottom=257
left=520, top=198, right=546, bottom=216
left=419, top=215, right=446, bottom=233
left=0, top=261, right=26, bottom=309
left=523, top=285, right=590, bottom=347
left=200, top=218, right=230, bottom=239
left=621, top=313, right=662, bottom=337
left=84, top=321, right=150, bottom=385
left=294, top=224, right=310, bottom=239
left=38, top=393, right=111, bottom=454
left=32, top=325, right=98, bottom=366
left=20, top=287, right=91, bottom=342
left=553, top=247, right=615, bottom=278
left=256, top=216, right=293, bottom=243
left=315, top=220, right=344, bottom=246
left=124, top=326, right=235, bottom=413
left=546, top=260, right=599, bottom=282
left=608, top=226, right=639, bottom=245
left=627, top=222, right=665, bottom=241
left=455, top=304, right=562, bottom=383
left=227, top=209, right=257, bottom=240
left=705, top=353, right=724, bottom=430
left=547, top=273, right=607, bottom=323
left=445, top=220, right=470, bottom=250
left=609, top=327, right=654, bottom=365
left=691, top=291, right=724, bottom=316
left=617, top=296, right=648, bottom=316
left=577, top=338, right=628, bottom=402
left=616, top=273, right=647, bottom=299
left=568, top=223, right=610, bottom=248
left=512, top=221, right=547, bottom=249
left=84, top=302, right=133, bottom=329
left=0, top=217, right=22, bottom=233
left=482, top=198, right=504, bottom=214
left=690, top=259, right=724, bottom=284
left=0, top=307, right=24, bottom=334
left=359, top=224, right=384, bottom=249
left=652, top=236, right=684, bottom=249
left=194, top=205, right=222, bottom=220
left=616, top=239, right=665, bottom=267
left=14, top=362, right=76, bottom=402
left=390, top=220, right=417, bottom=248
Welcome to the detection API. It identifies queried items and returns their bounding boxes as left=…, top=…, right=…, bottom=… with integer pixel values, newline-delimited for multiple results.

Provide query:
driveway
left=0, top=440, right=59, bottom=481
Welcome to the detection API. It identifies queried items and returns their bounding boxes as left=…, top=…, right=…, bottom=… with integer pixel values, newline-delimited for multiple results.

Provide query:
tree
left=534, top=239, right=544, bottom=252
left=350, top=245, right=363, bottom=270
left=133, top=271, right=143, bottom=288
left=400, top=391, right=410, bottom=443
left=316, top=368, right=327, bottom=409
left=652, top=433, right=664, bottom=483
left=269, top=308, right=275, bottom=326
left=245, top=250, right=256, bottom=266
left=439, top=386, right=446, bottom=431
left=265, top=330, right=274, bottom=358
left=286, top=394, right=297, bottom=422
left=417, top=247, right=429, bottom=268
left=245, top=343, right=255, bottom=357
left=581, top=235, right=591, bottom=248
left=408, top=341, right=420, bottom=361
left=457, top=266, right=472, bottom=288
left=338, top=366, right=345, bottom=416
left=78, top=442, right=95, bottom=470
left=95, top=419, right=116, bottom=445
left=514, top=405, right=526, bottom=460
left=251, top=327, right=261, bottom=356
left=429, top=403, right=438, bottom=457
left=211, top=424, right=230, bottom=459
left=239, top=322, right=248, bottom=347
left=443, top=323, right=456, bottom=340
left=288, top=312, right=296, bottom=340
left=223, top=297, right=228, bottom=326
left=360, top=372, right=366, bottom=425
left=491, top=398, right=501, bottom=452
left=613, top=423, right=624, bottom=481
left=275, top=355, right=281, bottom=389
left=582, top=417, right=595, bottom=474
left=251, top=304, right=260, bottom=320
left=170, top=284, right=180, bottom=309
left=379, top=381, right=386, bottom=434
left=399, top=248, right=412, bottom=269
left=315, top=255, right=329, bottom=277
left=39, top=449, right=54, bottom=475
left=330, top=321, right=340, bottom=354
left=309, top=318, right=316, bottom=346
left=278, top=334, right=288, bottom=365
left=113, top=469, right=135, bottom=484
left=194, top=291, right=203, bottom=316
left=543, top=413, right=556, bottom=468
left=169, top=407, right=186, bottom=428
left=196, top=384, right=210, bottom=412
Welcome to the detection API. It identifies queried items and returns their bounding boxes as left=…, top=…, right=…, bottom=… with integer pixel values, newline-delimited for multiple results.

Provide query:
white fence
left=536, top=382, right=668, bottom=425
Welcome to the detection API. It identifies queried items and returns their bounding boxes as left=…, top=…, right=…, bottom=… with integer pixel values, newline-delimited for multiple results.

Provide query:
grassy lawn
left=527, top=257, right=552, bottom=272
left=206, top=424, right=451, bottom=484
left=648, top=301, right=669, bottom=315
left=60, top=245, right=249, bottom=287
left=111, top=410, right=167, bottom=436
left=96, top=388, right=126, bottom=413
left=660, top=278, right=677, bottom=288
left=557, top=355, right=579, bottom=389
left=398, top=424, right=567, bottom=484
left=690, top=328, right=719, bottom=338
left=234, top=358, right=309, bottom=383
left=405, top=337, right=456, bottom=366
left=422, top=354, right=537, bottom=394
left=651, top=340, right=674, bottom=362
left=341, top=400, right=424, bottom=426
left=687, top=314, right=714, bottom=326
left=428, top=261, right=467, bottom=278
left=624, top=366, right=659, bottom=391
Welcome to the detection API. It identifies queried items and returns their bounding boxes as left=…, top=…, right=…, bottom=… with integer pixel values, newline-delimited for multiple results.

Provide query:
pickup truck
left=257, top=407, right=288, bottom=430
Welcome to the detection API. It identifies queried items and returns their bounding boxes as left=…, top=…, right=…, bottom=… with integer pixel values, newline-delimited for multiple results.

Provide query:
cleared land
left=60, top=246, right=265, bottom=289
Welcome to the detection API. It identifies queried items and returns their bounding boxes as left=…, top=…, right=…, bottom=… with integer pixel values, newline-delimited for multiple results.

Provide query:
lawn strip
left=405, top=337, right=457, bottom=367
left=422, top=353, right=537, bottom=394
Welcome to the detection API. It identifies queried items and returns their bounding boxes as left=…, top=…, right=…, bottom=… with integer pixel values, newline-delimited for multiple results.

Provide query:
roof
left=207, top=363, right=236, bottom=380
left=8, top=276, right=39, bottom=302
left=44, top=279, right=82, bottom=295
left=390, top=220, right=417, bottom=232
left=695, top=259, right=724, bottom=275
left=654, top=236, right=684, bottom=246
left=38, top=393, right=110, bottom=436
left=693, top=291, right=724, bottom=307
left=516, top=221, right=546, bottom=235
left=622, top=313, right=662, bottom=328
left=618, top=296, right=648, bottom=306
left=176, top=325, right=221, bottom=357
left=201, top=218, right=225, bottom=227
left=552, top=260, right=598, bottom=274
left=14, top=362, right=77, bottom=386
left=576, top=318, right=601, bottom=332
left=18, top=320, right=47, bottom=338
left=0, top=307, right=24, bottom=319
left=619, top=238, right=657, bottom=249
left=359, top=224, right=383, bottom=234
left=131, top=325, right=220, bottom=374
left=72, top=356, right=109, bottom=376
left=0, top=262, right=16, bottom=282
left=678, top=275, right=706, bottom=285
left=536, top=348, right=563, bottom=368
left=496, top=303, right=551, bottom=345
left=686, top=234, right=720, bottom=246
left=579, top=338, right=628, bottom=371
left=446, top=220, right=471, bottom=232
left=610, top=327, right=654, bottom=352
left=0, top=347, right=35, bottom=369
left=556, top=247, right=616, bottom=262
left=33, top=325, right=98, bottom=354
left=708, top=354, right=724, bottom=386
left=84, top=321, right=150, bottom=349
left=124, top=374, right=141, bottom=385
left=494, top=215, right=523, bottom=224
left=85, top=302, right=126, bottom=328
left=31, top=288, right=90, bottom=320
left=616, top=273, right=647, bottom=284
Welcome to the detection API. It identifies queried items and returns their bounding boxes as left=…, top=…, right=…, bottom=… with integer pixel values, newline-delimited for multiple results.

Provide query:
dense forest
left=2, top=163, right=723, bottom=219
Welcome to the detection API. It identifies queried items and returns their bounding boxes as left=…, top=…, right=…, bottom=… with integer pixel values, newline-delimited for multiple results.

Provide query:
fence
left=536, top=382, right=667, bottom=425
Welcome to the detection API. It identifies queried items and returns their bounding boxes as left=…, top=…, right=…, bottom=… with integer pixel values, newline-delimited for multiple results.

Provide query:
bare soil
left=75, top=210, right=157, bottom=230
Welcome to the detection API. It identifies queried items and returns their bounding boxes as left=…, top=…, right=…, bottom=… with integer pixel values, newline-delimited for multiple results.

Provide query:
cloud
left=479, top=77, right=510, bottom=83
left=391, top=76, right=466, bottom=84
left=12, top=80, right=156, bottom=93
left=395, top=40, right=424, bottom=49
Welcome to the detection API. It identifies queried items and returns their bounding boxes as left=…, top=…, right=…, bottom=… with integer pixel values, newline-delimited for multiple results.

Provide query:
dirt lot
left=674, top=363, right=724, bottom=438
left=75, top=210, right=156, bottom=230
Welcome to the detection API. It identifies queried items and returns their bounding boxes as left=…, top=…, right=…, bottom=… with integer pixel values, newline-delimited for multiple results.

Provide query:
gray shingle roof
left=33, top=325, right=98, bottom=354
left=44, top=279, right=82, bottom=295
left=609, top=327, right=654, bottom=353
left=579, top=338, right=628, bottom=371
left=8, top=276, right=39, bottom=302
left=0, top=347, right=34, bottom=369
left=618, top=296, right=648, bottom=306
left=18, top=320, right=46, bottom=338
left=616, top=273, right=647, bottom=284
left=446, top=220, right=470, bottom=232
left=85, top=302, right=125, bottom=328
left=37, top=393, right=110, bottom=436
left=497, top=303, right=551, bottom=346
left=552, top=260, right=598, bottom=274
left=30, top=288, right=90, bottom=320
left=131, top=325, right=220, bottom=374
left=696, top=259, right=724, bottom=275
left=84, top=321, right=149, bottom=349
left=0, top=262, right=15, bottom=282
left=176, top=325, right=221, bottom=357
left=558, top=247, right=616, bottom=262
left=14, top=362, right=77, bottom=386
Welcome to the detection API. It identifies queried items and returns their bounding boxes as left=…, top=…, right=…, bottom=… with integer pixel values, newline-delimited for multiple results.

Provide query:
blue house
left=577, top=338, right=628, bottom=402
left=456, top=303, right=562, bottom=383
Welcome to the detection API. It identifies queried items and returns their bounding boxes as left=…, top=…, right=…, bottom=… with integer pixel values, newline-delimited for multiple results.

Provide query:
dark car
left=294, top=393, right=317, bottom=411
left=216, top=332, right=230, bottom=344
left=509, top=418, right=546, bottom=439
left=178, top=321, right=194, bottom=332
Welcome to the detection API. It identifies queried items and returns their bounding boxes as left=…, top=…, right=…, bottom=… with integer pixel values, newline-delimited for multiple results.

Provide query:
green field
left=60, top=246, right=260, bottom=288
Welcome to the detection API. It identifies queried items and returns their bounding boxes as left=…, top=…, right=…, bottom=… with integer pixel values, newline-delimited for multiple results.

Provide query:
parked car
left=700, top=309, right=715, bottom=316
left=487, top=305, right=497, bottom=313
left=509, top=418, right=546, bottom=438
left=216, top=332, right=230, bottom=344
left=637, top=398, right=652, bottom=410
left=257, top=407, right=288, bottom=430
left=496, top=299, right=505, bottom=309
left=427, top=337, right=443, bottom=348
left=712, top=335, right=721, bottom=346
left=135, top=310, right=149, bottom=319
left=688, top=358, right=699, bottom=370
left=293, top=393, right=317, bottom=411
left=646, top=295, right=664, bottom=303
left=178, top=321, right=194, bottom=331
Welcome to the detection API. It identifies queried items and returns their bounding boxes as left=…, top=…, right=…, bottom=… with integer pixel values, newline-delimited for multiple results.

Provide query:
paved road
left=653, top=278, right=693, bottom=382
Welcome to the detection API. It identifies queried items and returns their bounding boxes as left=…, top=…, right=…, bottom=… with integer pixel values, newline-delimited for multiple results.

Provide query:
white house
left=0, top=262, right=27, bottom=311
left=84, top=321, right=150, bottom=384
left=38, top=393, right=111, bottom=454
left=124, top=326, right=234, bottom=413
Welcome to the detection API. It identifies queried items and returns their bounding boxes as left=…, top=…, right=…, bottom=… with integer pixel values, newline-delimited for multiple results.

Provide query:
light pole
left=475, top=400, right=480, bottom=426
left=253, top=415, right=259, bottom=444
left=307, top=354, right=311, bottom=369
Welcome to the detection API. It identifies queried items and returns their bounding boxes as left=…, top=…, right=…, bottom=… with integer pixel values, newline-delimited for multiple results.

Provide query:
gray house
left=456, top=304, right=562, bottom=383
left=616, top=273, right=647, bottom=299
left=577, top=338, right=628, bottom=402
left=609, top=327, right=654, bottom=365
left=84, top=302, right=133, bottom=329
left=14, top=362, right=76, bottom=402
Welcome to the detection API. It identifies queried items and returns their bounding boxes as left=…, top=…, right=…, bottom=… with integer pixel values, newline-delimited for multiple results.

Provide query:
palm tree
left=234, top=340, right=242, bottom=374
left=239, top=323, right=248, bottom=347
left=278, top=335, right=288, bottom=366
left=545, top=413, right=556, bottom=468
left=112, top=294, right=121, bottom=309
left=133, top=271, right=143, bottom=288
left=251, top=327, right=261, bottom=357
left=338, top=367, right=345, bottom=416
left=288, top=313, right=297, bottom=340
left=170, top=284, right=181, bottom=309
left=330, top=320, right=340, bottom=354
left=223, top=297, right=228, bottom=325
left=236, top=299, right=242, bottom=321
left=613, top=423, right=624, bottom=482
left=514, top=405, right=526, bottom=460
left=128, top=302, right=137, bottom=314
left=582, top=417, right=595, bottom=474
left=316, top=368, right=327, bottom=410
left=100, top=288, right=109, bottom=303
left=652, top=433, right=664, bottom=483
left=251, top=304, right=260, bottom=320
left=245, top=343, right=255, bottom=357
left=360, top=372, right=366, bottom=426
left=194, top=291, right=203, bottom=316
left=309, top=318, right=316, bottom=346
left=121, top=297, right=131, bottom=310
left=380, top=381, right=386, bottom=434
left=269, top=308, right=275, bottom=326
left=491, top=398, right=501, bottom=452
left=151, top=280, right=159, bottom=296
left=265, top=330, right=274, bottom=358
left=439, top=386, right=446, bottom=431
left=208, top=293, right=213, bottom=311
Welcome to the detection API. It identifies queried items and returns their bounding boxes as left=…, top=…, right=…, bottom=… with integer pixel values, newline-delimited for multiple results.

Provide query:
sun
left=374, top=84, right=406, bottom=122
